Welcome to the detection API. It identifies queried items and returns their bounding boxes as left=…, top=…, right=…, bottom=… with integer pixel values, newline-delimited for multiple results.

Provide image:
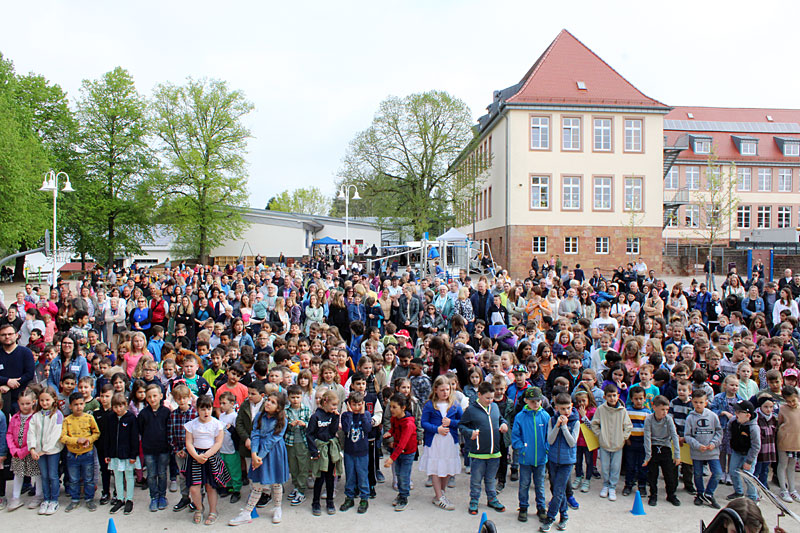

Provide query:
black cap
left=734, top=400, right=756, bottom=419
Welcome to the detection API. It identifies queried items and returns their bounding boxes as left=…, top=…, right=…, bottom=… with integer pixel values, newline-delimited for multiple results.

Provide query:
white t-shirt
left=218, top=411, right=238, bottom=455
left=185, top=417, right=225, bottom=449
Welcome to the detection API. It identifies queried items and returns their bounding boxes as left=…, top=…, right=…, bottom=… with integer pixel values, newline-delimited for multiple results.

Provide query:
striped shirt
left=669, top=397, right=693, bottom=437
left=626, top=406, right=651, bottom=441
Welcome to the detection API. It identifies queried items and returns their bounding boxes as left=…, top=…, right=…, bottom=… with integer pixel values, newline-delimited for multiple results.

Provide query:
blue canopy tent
left=311, top=236, right=342, bottom=247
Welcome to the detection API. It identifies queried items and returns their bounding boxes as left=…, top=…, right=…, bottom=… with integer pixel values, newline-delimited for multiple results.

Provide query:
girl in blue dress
left=229, top=390, right=290, bottom=526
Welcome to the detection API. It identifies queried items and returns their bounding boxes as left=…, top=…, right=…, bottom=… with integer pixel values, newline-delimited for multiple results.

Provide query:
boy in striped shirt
left=670, top=379, right=696, bottom=494
left=623, top=386, right=651, bottom=496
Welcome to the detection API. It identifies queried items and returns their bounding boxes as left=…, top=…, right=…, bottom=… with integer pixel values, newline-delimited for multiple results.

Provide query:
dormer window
left=775, top=136, right=800, bottom=157
left=732, top=135, right=758, bottom=156
left=690, top=135, right=712, bottom=154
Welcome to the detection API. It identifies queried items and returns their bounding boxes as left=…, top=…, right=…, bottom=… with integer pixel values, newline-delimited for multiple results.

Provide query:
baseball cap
left=512, top=364, right=527, bottom=374
left=734, top=400, right=756, bottom=418
left=524, top=387, right=543, bottom=401
left=396, top=329, right=411, bottom=338
left=784, top=368, right=800, bottom=378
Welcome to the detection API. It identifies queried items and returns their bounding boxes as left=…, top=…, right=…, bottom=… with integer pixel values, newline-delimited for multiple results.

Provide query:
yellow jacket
left=60, top=412, right=100, bottom=454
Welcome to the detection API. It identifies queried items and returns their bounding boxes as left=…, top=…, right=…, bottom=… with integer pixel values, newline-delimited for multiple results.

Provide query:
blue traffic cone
left=631, top=490, right=646, bottom=516
left=250, top=506, right=259, bottom=519
left=107, top=518, right=117, bottom=533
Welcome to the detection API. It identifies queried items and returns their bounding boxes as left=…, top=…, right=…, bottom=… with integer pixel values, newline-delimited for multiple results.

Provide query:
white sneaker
left=447, top=477, right=456, bottom=489
left=791, top=491, right=800, bottom=503
left=780, top=491, right=793, bottom=503
left=228, top=509, right=253, bottom=526
left=28, top=496, right=44, bottom=510
left=169, top=480, right=178, bottom=493
left=46, top=501, right=59, bottom=515
left=272, top=507, right=282, bottom=524
left=7, top=498, right=23, bottom=511
left=608, top=489, right=617, bottom=501
left=38, top=501, right=49, bottom=515
left=599, top=487, right=609, bottom=498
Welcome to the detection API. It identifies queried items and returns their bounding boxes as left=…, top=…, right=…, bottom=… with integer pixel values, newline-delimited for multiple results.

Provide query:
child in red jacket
left=384, top=393, right=418, bottom=511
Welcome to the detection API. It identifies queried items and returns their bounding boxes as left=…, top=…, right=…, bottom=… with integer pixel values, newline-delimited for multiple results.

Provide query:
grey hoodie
left=684, top=408, right=722, bottom=461
left=643, top=413, right=680, bottom=463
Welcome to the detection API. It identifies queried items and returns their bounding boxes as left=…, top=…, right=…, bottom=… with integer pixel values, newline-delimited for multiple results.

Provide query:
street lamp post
left=39, top=170, right=74, bottom=287
left=337, top=185, right=360, bottom=269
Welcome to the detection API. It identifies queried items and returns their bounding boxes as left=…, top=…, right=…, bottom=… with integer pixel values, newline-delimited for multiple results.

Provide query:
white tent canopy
left=436, top=228, right=469, bottom=242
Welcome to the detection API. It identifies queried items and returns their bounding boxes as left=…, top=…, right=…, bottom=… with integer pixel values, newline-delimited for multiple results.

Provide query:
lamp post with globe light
left=337, top=185, right=360, bottom=269
left=39, top=170, right=74, bottom=286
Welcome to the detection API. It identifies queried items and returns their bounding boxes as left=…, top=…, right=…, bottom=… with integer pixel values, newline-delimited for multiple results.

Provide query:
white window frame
left=531, top=236, right=547, bottom=254
left=686, top=166, right=700, bottom=190
left=593, top=177, right=612, bottom=210
left=530, top=176, right=550, bottom=209
left=694, top=139, right=711, bottom=154
left=737, top=168, right=751, bottom=192
left=778, top=206, right=792, bottom=229
left=593, top=118, right=612, bottom=151
left=562, top=177, right=581, bottom=210
left=757, top=206, right=771, bottom=228
left=626, top=237, right=640, bottom=255
left=665, top=167, right=679, bottom=190
left=758, top=168, right=772, bottom=192
left=737, top=205, right=751, bottom=229
left=564, top=237, right=578, bottom=255
left=784, top=143, right=800, bottom=157
left=562, top=117, right=580, bottom=151
left=685, top=205, right=699, bottom=227
left=624, top=177, right=643, bottom=211
left=779, top=169, right=792, bottom=192
left=624, top=119, right=642, bottom=152
left=740, top=141, right=757, bottom=156
left=595, top=237, right=609, bottom=255
left=530, top=117, right=550, bottom=150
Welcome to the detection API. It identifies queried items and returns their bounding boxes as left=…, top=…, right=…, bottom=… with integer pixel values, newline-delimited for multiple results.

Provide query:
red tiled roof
left=59, top=262, right=96, bottom=272
left=667, top=106, right=800, bottom=123
left=506, top=29, right=669, bottom=109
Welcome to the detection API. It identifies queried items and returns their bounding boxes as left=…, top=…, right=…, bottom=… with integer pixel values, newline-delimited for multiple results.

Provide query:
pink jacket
left=6, top=412, right=32, bottom=459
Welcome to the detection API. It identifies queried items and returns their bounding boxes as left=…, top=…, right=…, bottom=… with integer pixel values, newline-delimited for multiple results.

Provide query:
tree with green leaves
left=266, top=187, right=332, bottom=215
left=152, top=78, right=253, bottom=263
left=71, top=66, right=155, bottom=267
left=336, top=91, right=475, bottom=237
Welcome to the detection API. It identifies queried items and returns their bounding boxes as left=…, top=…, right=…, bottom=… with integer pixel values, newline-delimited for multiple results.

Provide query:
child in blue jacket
left=511, top=386, right=550, bottom=523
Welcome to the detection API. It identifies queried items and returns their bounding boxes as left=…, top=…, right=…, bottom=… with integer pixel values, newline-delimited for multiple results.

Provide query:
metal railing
left=663, top=188, right=690, bottom=204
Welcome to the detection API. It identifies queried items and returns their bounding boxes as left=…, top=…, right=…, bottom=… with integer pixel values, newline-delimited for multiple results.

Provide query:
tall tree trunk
left=13, top=242, right=28, bottom=282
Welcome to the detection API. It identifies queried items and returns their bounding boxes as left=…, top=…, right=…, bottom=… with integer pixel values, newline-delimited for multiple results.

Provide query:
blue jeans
left=693, top=459, right=722, bottom=497
left=518, top=463, right=546, bottom=511
left=599, top=449, right=623, bottom=489
left=395, top=453, right=414, bottom=499
left=729, top=452, right=758, bottom=500
left=575, top=446, right=594, bottom=478
left=547, top=463, right=574, bottom=521
left=344, top=453, right=370, bottom=500
left=144, top=453, right=170, bottom=500
left=469, top=457, right=500, bottom=502
left=624, top=443, right=648, bottom=488
left=67, top=450, right=96, bottom=501
left=754, top=461, right=771, bottom=487
left=39, top=453, right=62, bottom=503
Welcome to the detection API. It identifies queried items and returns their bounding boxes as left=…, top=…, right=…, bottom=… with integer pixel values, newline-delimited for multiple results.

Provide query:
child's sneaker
left=608, top=489, right=617, bottom=501
left=580, top=479, right=590, bottom=493
left=447, top=476, right=456, bottom=489
left=510, top=468, right=519, bottom=482
left=228, top=509, right=253, bottom=526
left=780, top=491, right=793, bottom=503
left=537, top=508, right=548, bottom=522
left=539, top=519, right=554, bottom=532
left=0, top=498, right=6, bottom=511
left=326, top=502, right=336, bottom=515
left=791, top=491, right=800, bottom=502
left=28, top=495, right=44, bottom=509
left=567, top=496, right=579, bottom=509
left=433, top=495, right=455, bottom=511
left=86, top=499, right=98, bottom=512
left=169, top=479, right=178, bottom=493
left=124, top=501, right=134, bottom=514
left=65, top=500, right=81, bottom=513
left=149, top=499, right=158, bottom=512
left=7, top=498, right=23, bottom=512
left=272, top=507, right=282, bottom=524
left=46, top=501, right=59, bottom=515
left=425, top=476, right=433, bottom=488
left=340, top=498, right=355, bottom=512
left=311, top=503, right=321, bottom=516
left=518, top=508, right=528, bottom=522
left=376, top=471, right=385, bottom=483
left=599, top=487, right=609, bottom=498
left=38, top=501, right=49, bottom=515
left=622, top=486, right=632, bottom=497
left=357, top=499, right=368, bottom=514
left=555, top=517, right=569, bottom=531
left=704, top=495, right=720, bottom=509
left=468, top=499, right=478, bottom=515
left=496, top=481, right=505, bottom=493
left=394, top=497, right=408, bottom=511
left=571, top=476, right=582, bottom=490
left=287, top=489, right=297, bottom=500
left=487, top=498, right=505, bottom=512
left=290, top=493, right=306, bottom=506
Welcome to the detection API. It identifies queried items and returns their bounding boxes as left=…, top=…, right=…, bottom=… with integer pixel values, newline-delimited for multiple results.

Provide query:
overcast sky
left=3, top=1, right=798, bottom=209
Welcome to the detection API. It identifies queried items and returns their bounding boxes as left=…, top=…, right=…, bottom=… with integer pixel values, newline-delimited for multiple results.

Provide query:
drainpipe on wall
left=504, top=114, right=510, bottom=274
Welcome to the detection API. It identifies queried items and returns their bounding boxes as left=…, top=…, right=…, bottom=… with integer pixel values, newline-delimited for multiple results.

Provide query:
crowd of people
left=0, top=255, right=798, bottom=532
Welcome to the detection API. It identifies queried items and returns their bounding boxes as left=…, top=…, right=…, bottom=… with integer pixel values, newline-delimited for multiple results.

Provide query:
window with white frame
left=685, top=205, right=699, bottom=227
left=694, top=138, right=711, bottom=154
left=562, top=117, right=580, bottom=151
left=626, top=238, right=640, bottom=255
left=564, top=237, right=578, bottom=254
left=737, top=205, right=751, bottom=229
left=595, top=237, right=609, bottom=254
left=562, top=177, right=581, bottom=210
left=737, top=167, right=751, bottom=191
left=624, top=119, right=642, bottom=152
left=665, top=166, right=679, bottom=190
left=530, top=176, right=550, bottom=209
left=593, top=118, right=612, bottom=151
left=593, top=177, right=612, bottom=210
left=784, top=143, right=800, bottom=157
left=530, top=117, right=550, bottom=149
left=531, top=236, right=547, bottom=254
left=740, top=141, right=757, bottom=156
left=757, top=206, right=772, bottom=228
left=758, top=168, right=772, bottom=191
left=779, top=169, right=792, bottom=192
left=686, top=166, right=700, bottom=190
left=778, top=206, right=791, bottom=228
left=624, top=177, right=643, bottom=210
